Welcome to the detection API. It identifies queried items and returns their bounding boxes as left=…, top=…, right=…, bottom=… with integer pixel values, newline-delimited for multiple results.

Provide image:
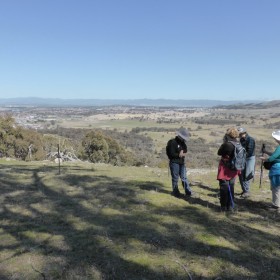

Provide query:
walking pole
left=228, top=183, right=235, bottom=209
left=167, top=160, right=170, bottom=177
left=259, top=144, right=265, bottom=189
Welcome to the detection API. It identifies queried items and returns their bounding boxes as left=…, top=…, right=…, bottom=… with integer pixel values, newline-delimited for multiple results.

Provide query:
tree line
left=0, top=115, right=154, bottom=166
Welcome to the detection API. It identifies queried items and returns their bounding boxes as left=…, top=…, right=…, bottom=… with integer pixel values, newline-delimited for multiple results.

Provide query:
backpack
left=224, top=141, right=246, bottom=171
left=166, top=139, right=173, bottom=160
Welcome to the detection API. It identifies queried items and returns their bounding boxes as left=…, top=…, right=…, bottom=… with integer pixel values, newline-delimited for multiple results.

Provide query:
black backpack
left=224, top=141, right=246, bottom=171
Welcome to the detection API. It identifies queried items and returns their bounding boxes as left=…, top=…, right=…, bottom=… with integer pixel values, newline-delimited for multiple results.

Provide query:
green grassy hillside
left=0, top=160, right=279, bottom=280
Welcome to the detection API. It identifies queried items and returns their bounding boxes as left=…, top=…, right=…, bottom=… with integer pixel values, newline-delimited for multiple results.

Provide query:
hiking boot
left=226, top=207, right=235, bottom=212
left=171, top=189, right=181, bottom=198
left=240, top=192, right=250, bottom=198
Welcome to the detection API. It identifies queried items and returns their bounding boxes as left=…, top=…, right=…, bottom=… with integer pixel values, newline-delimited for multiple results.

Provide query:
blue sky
left=0, top=0, right=279, bottom=101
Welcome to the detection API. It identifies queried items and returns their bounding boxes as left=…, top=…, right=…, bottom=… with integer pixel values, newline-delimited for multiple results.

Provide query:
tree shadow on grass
left=0, top=163, right=279, bottom=279
left=190, top=181, right=218, bottom=193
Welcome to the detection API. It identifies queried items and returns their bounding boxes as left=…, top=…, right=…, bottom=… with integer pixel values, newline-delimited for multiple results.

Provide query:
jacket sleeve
left=246, top=136, right=255, bottom=157
left=217, top=144, right=224, bottom=156
left=268, top=146, right=280, bottom=162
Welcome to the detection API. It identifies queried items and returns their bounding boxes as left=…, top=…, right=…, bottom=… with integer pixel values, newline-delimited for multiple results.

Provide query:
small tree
left=82, top=131, right=109, bottom=163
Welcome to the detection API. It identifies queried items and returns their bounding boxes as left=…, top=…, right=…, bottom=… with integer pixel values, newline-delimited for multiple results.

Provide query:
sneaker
left=267, top=207, right=279, bottom=212
left=266, top=205, right=279, bottom=211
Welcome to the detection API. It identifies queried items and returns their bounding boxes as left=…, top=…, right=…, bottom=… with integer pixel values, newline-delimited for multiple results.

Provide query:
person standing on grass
left=238, top=127, right=256, bottom=198
left=217, top=127, right=241, bottom=211
left=166, top=127, right=192, bottom=197
left=260, top=130, right=280, bottom=212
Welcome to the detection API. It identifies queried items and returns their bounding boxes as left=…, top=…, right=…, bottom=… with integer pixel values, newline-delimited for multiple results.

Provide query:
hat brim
left=272, top=132, right=280, bottom=141
left=177, top=132, right=189, bottom=141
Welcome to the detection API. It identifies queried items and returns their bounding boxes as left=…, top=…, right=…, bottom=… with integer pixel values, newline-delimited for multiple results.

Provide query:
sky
left=0, top=0, right=279, bottom=101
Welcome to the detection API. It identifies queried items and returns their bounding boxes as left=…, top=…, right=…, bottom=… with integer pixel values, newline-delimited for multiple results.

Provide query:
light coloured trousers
left=272, top=186, right=280, bottom=208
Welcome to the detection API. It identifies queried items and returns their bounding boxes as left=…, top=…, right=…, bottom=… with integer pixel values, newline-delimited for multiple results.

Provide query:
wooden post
left=57, top=144, right=61, bottom=175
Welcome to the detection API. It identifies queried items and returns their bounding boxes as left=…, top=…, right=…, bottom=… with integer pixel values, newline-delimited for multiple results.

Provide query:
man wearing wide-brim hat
left=260, top=130, right=280, bottom=212
left=166, top=127, right=192, bottom=197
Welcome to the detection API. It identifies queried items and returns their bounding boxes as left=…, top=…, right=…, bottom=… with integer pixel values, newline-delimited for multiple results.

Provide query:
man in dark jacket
left=238, top=127, right=256, bottom=198
left=166, top=128, right=192, bottom=197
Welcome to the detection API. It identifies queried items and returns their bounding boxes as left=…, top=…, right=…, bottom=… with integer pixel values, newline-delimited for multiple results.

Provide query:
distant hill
left=0, top=97, right=268, bottom=107
left=215, top=100, right=280, bottom=109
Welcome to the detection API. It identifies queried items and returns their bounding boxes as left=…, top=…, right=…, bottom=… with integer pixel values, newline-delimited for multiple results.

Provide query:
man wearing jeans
left=166, top=128, right=192, bottom=197
left=238, top=127, right=256, bottom=198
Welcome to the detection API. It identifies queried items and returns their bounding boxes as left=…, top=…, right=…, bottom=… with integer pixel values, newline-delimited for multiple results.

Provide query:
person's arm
left=218, top=143, right=225, bottom=156
left=179, top=143, right=187, bottom=157
left=263, top=149, right=273, bottom=156
left=268, top=146, right=280, bottom=162
left=246, top=137, right=255, bottom=157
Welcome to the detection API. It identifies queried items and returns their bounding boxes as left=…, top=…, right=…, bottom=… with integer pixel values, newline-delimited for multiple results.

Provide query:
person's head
left=226, top=127, right=239, bottom=140
left=238, top=127, right=247, bottom=139
left=176, top=127, right=190, bottom=142
left=272, top=130, right=280, bottom=144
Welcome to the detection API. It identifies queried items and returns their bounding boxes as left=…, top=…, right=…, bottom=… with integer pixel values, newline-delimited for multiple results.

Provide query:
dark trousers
left=219, top=178, right=235, bottom=209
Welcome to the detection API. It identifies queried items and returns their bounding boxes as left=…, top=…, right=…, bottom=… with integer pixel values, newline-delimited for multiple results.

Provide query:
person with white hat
left=238, top=127, right=256, bottom=198
left=166, top=127, right=192, bottom=197
left=260, top=130, right=280, bottom=212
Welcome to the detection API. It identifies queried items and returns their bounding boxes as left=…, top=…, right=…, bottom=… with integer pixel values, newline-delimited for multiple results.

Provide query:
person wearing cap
left=238, top=127, right=256, bottom=198
left=260, top=130, right=280, bottom=212
left=217, top=127, right=241, bottom=211
left=166, top=127, right=192, bottom=197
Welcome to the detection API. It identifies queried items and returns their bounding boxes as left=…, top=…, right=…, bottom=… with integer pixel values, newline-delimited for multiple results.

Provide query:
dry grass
left=0, top=160, right=279, bottom=280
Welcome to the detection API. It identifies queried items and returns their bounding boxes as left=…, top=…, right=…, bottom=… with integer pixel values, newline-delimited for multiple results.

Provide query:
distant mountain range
left=0, top=97, right=277, bottom=108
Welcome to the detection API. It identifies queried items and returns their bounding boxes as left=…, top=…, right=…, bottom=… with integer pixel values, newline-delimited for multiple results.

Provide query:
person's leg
left=227, top=178, right=235, bottom=209
left=239, top=172, right=245, bottom=194
left=272, top=186, right=280, bottom=208
left=219, top=180, right=228, bottom=210
left=241, top=180, right=250, bottom=195
left=179, top=164, right=192, bottom=195
left=240, top=156, right=255, bottom=197
left=169, top=162, right=180, bottom=196
left=245, top=156, right=255, bottom=181
left=240, top=176, right=250, bottom=197
left=269, top=175, right=280, bottom=209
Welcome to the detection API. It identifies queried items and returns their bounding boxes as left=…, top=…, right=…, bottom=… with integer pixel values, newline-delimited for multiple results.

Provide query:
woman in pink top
left=217, top=127, right=241, bottom=211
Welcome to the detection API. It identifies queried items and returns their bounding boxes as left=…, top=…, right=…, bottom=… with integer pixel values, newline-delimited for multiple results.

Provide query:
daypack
left=166, top=139, right=173, bottom=160
left=224, top=141, right=246, bottom=171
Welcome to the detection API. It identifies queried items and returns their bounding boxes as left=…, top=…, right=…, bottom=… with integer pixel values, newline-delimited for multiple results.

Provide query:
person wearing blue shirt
left=260, top=130, right=280, bottom=212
